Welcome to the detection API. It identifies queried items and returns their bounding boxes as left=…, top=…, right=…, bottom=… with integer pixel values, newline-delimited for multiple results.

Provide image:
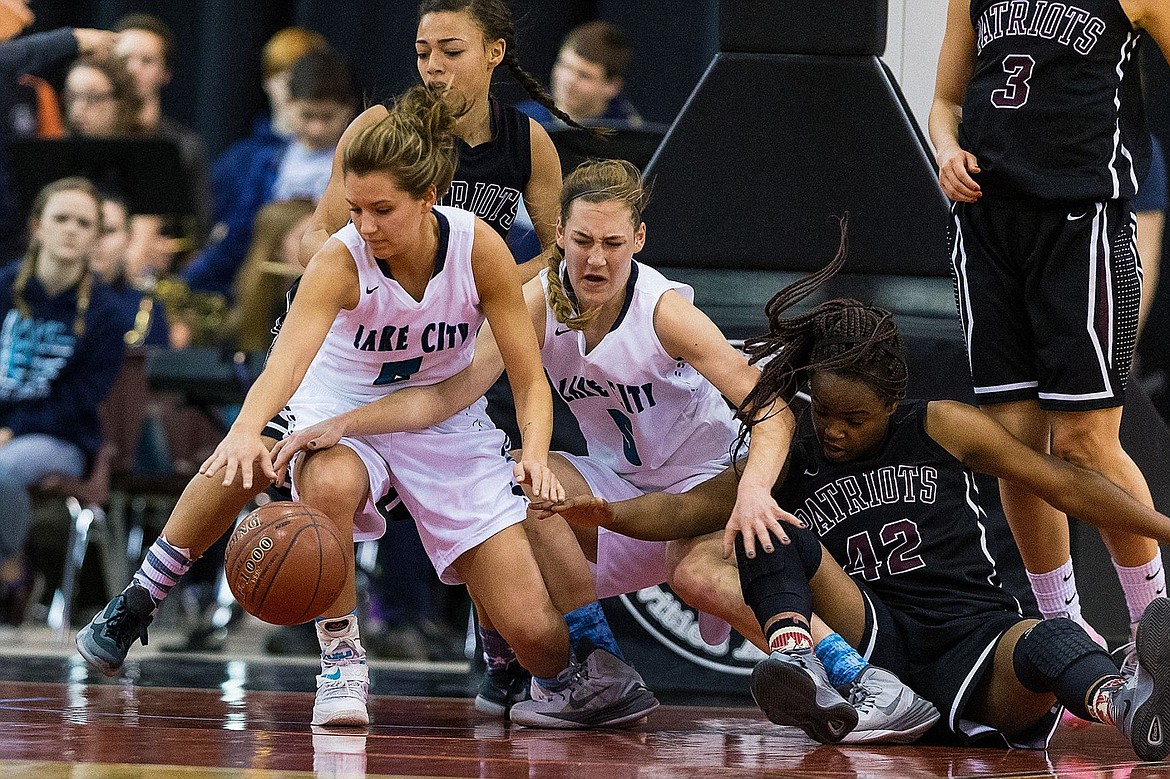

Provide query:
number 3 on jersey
left=991, top=54, right=1035, bottom=109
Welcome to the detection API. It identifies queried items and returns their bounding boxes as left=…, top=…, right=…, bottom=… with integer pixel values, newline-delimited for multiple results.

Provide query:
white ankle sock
left=1113, top=555, right=1166, bottom=627
left=1027, top=558, right=1083, bottom=622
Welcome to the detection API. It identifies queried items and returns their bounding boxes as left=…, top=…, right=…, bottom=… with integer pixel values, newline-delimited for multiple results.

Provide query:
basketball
left=225, top=501, right=347, bottom=625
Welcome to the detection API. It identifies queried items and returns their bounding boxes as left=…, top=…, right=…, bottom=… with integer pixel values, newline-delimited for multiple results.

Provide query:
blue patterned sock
left=564, top=601, right=623, bottom=659
left=534, top=665, right=573, bottom=692
left=815, top=632, right=868, bottom=687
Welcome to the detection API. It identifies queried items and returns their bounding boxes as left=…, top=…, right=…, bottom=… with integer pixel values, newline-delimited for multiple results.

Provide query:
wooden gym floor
left=0, top=625, right=1162, bottom=778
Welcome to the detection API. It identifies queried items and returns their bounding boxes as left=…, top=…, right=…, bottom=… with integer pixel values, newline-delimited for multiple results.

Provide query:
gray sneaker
left=76, top=585, right=155, bottom=677
left=840, top=666, right=940, bottom=744
left=508, top=647, right=659, bottom=729
left=1109, top=596, right=1170, bottom=761
left=1115, top=641, right=1139, bottom=680
left=751, top=650, right=858, bottom=744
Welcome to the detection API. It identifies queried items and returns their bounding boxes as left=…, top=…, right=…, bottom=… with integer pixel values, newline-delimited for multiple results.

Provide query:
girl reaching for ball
left=76, top=84, right=655, bottom=730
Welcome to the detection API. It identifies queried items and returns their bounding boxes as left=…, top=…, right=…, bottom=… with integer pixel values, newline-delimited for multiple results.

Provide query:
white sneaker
left=312, top=664, right=370, bottom=727
left=508, top=647, right=659, bottom=729
left=840, top=666, right=940, bottom=744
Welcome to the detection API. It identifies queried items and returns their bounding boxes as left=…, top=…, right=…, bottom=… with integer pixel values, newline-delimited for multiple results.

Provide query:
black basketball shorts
left=854, top=584, right=1061, bottom=749
left=949, top=199, right=1141, bottom=411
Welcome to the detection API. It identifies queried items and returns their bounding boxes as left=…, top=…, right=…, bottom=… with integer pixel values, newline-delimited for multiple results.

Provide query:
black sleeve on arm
left=0, top=29, right=78, bottom=79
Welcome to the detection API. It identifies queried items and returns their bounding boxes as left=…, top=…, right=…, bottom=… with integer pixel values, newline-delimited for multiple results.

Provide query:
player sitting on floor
left=549, top=258, right=1170, bottom=757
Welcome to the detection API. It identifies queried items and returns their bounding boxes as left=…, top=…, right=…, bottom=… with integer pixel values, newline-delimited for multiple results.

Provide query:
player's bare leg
left=77, top=438, right=279, bottom=677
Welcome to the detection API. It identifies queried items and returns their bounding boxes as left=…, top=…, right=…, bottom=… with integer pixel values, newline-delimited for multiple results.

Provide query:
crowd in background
left=0, top=2, right=1167, bottom=669
left=0, top=5, right=651, bottom=655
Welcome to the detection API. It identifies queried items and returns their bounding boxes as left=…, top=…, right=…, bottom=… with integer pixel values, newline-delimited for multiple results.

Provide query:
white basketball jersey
left=540, top=262, right=740, bottom=491
left=293, top=206, right=482, bottom=411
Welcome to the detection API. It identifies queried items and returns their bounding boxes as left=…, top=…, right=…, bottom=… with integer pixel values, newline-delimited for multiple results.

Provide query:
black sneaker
left=475, top=659, right=531, bottom=716
left=76, top=585, right=155, bottom=676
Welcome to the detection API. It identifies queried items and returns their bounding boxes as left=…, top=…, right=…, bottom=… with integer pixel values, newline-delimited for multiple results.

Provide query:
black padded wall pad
left=639, top=53, right=951, bottom=277
left=720, top=0, right=887, bottom=56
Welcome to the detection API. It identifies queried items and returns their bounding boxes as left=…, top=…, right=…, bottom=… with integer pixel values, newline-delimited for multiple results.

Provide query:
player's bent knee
left=1051, top=425, right=1123, bottom=471
left=1012, top=618, right=1104, bottom=693
left=493, top=607, right=564, bottom=656
left=296, top=449, right=368, bottom=504
left=666, top=542, right=713, bottom=603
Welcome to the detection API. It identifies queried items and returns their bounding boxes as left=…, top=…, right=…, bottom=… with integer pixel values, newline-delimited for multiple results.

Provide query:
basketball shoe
left=508, top=647, right=659, bottom=729
left=76, top=584, right=155, bottom=676
left=751, top=649, right=858, bottom=744
left=1108, top=597, right=1170, bottom=761
left=313, top=615, right=370, bottom=727
left=839, top=666, right=940, bottom=744
left=475, top=659, right=531, bottom=716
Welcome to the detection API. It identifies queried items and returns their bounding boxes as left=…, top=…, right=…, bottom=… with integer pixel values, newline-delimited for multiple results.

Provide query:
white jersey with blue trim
left=540, top=261, right=740, bottom=491
left=293, top=205, right=482, bottom=409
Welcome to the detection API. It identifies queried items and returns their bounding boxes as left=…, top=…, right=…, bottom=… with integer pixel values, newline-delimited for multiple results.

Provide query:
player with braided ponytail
left=78, top=85, right=668, bottom=732
left=302, top=0, right=571, bottom=281
left=547, top=241, right=1170, bottom=756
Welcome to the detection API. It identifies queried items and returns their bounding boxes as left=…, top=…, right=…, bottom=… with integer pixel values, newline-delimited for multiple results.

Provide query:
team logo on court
left=616, top=585, right=765, bottom=676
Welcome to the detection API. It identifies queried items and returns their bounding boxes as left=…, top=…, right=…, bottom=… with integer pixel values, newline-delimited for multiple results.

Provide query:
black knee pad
left=1012, top=618, right=1110, bottom=693
left=736, top=526, right=822, bottom=631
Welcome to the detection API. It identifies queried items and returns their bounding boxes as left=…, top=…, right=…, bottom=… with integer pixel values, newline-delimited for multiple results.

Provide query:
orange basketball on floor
left=225, top=501, right=347, bottom=625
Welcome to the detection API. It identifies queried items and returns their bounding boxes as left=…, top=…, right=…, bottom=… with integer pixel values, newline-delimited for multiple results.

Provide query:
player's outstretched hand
left=937, top=148, right=982, bottom=202
left=200, top=429, right=276, bottom=490
left=270, top=416, right=347, bottom=482
left=535, top=494, right=614, bottom=527
left=514, top=458, right=564, bottom=504
left=723, top=487, right=805, bottom=560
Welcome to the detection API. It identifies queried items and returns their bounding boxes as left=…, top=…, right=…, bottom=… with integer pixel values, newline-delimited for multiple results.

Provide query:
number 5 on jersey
left=374, top=357, right=423, bottom=386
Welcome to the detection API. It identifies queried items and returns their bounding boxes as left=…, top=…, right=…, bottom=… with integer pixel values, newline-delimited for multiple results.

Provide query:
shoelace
left=1114, top=641, right=1139, bottom=679
left=106, top=596, right=150, bottom=648
left=322, top=636, right=364, bottom=663
left=318, top=677, right=368, bottom=700
left=848, top=680, right=877, bottom=714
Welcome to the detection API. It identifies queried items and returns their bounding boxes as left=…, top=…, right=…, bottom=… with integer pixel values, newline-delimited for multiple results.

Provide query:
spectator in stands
left=91, top=193, right=169, bottom=347
left=0, top=7, right=118, bottom=259
left=0, top=176, right=126, bottom=626
left=62, top=56, right=141, bottom=137
left=212, top=27, right=330, bottom=231
left=516, top=21, right=641, bottom=128
left=113, top=13, right=213, bottom=262
left=182, top=49, right=357, bottom=299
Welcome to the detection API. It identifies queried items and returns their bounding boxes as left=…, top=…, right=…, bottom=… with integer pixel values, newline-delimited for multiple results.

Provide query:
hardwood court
left=0, top=643, right=1162, bottom=778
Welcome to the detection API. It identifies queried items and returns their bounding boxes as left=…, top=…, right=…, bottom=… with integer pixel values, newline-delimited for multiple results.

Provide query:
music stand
left=7, top=137, right=193, bottom=217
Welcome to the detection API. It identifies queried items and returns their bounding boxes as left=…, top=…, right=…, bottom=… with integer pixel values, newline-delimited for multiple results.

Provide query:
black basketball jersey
left=959, top=0, right=1150, bottom=202
left=776, top=400, right=1021, bottom=626
left=436, top=94, right=532, bottom=240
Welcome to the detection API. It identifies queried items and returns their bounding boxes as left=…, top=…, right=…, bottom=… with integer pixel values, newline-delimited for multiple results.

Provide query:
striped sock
left=131, top=535, right=195, bottom=614
left=769, top=625, right=813, bottom=653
